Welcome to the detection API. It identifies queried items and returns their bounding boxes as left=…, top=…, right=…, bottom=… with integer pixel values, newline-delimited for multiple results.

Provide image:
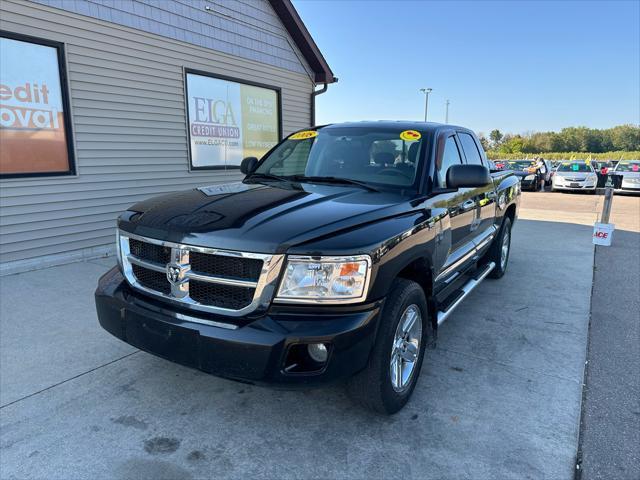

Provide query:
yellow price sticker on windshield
left=289, top=130, right=318, bottom=140
left=400, top=130, right=421, bottom=141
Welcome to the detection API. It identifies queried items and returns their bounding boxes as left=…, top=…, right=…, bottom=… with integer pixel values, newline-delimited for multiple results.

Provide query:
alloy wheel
left=501, top=228, right=511, bottom=270
left=390, top=304, right=422, bottom=392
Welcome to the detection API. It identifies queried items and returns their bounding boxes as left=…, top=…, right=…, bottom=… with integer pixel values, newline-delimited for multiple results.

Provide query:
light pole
left=419, top=88, right=432, bottom=122
left=445, top=99, right=450, bottom=123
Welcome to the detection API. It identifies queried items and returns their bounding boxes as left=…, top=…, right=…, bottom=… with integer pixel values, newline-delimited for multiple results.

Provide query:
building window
left=0, top=31, right=75, bottom=178
left=185, top=69, right=281, bottom=170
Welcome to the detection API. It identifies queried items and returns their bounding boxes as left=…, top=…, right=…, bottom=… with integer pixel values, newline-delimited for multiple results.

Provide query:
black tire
left=487, top=216, right=512, bottom=279
left=347, top=279, right=429, bottom=414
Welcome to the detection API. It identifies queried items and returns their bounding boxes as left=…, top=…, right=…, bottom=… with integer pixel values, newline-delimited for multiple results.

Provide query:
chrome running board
left=437, top=262, right=495, bottom=326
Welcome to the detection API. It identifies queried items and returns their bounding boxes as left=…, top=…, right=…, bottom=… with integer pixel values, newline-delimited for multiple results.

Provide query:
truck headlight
left=524, top=174, right=535, bottom=181
left=275, top=255, right=371, bottom=303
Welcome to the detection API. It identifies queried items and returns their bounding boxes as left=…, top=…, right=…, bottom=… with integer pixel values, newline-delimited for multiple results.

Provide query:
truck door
left=434, top=134, right=478, bottom=280
left=457, top=131, right=497, bottom=253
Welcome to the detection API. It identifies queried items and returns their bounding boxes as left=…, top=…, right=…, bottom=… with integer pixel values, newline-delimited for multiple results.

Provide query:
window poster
left=186, top=71, right=280, bottom=169
left=0, top=34, right=73, bottom=176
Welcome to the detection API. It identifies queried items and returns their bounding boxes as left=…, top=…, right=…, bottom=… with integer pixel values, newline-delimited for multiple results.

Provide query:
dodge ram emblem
left=166, top=265, right=183, bottom=284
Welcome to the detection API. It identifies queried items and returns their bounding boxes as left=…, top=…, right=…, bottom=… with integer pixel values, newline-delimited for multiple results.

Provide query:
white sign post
left=593, top=187, right=614, bottom=246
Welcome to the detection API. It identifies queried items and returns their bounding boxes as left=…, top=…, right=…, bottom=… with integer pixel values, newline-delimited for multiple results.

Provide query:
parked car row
left=492, top=159, right=639, bottom=195
left=492, top=159, right=552, bottom=191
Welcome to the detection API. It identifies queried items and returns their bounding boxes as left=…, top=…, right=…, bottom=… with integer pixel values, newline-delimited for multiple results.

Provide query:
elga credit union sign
left=0, top=35, right=73, bottom=176
left=185, top=71, right=280, bottom=169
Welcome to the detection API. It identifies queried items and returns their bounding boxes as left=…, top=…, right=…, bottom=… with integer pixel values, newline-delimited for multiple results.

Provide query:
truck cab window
left=458, top=133, right=484, bottom=166
left=438, top=136, right=463, bottom=187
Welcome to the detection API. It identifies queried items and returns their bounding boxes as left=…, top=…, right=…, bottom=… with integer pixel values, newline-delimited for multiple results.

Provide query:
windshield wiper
left=245, top=172, right=290, bottom=182
left=288, top=175, right=379, bottom=192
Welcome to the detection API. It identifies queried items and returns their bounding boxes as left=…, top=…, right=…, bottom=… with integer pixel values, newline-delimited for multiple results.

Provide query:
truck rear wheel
left=487, top=216, right=512, bottom=279
left=347, top=279, right=428, bottom=414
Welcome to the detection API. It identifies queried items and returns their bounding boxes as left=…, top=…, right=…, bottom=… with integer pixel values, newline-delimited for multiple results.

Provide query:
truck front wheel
left=347, top=279, right=428, bottom=414
left=487, top=216, right=512, bottom=278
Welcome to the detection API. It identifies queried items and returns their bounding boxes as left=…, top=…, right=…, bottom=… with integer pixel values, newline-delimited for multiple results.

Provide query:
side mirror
left=446, top=164, right=492, bottom=188
left=240, top=157, right=258, bottom=175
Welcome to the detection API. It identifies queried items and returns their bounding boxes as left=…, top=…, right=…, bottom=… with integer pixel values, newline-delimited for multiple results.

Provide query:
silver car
left=551, top=161, right=598, bottom=192
left=612, top=160, right=640, bottom=195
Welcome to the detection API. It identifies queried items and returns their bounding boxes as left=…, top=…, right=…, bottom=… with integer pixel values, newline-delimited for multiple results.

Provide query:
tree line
left=478, top=124, right=639, bottom=156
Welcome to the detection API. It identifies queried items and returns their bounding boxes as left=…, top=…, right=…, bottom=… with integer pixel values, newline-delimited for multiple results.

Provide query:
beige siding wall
left=0, top=0, right=314, bottom=272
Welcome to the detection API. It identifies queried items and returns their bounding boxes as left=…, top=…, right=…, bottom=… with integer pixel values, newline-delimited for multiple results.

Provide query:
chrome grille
left=129, top=239, right=171, bottom=264
left=118, top=231, right=284, bottom=317
left=189, top=281, right=255, bottom=309
left=132, top=264, right=171, bottom=294
left=190, top=251, right=262, bottom=281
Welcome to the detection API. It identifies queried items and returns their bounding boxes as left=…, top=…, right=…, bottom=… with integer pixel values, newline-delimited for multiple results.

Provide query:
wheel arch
left=504, top=203, right=517, bottom=225
left=395, top=256, right=438, bottom=344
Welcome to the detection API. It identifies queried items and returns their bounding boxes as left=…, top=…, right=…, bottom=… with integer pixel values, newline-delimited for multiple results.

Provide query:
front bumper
left=95, top=267, right=381, bottom=386
left=552, top=182, right=596, bottom=191
left=614, top=182, right=640, bottom=194
left=518, top=177, right=537, bottom=189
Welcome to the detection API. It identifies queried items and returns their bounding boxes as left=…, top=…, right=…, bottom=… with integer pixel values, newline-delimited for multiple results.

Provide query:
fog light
left=307, top=343, right=328, bottom=363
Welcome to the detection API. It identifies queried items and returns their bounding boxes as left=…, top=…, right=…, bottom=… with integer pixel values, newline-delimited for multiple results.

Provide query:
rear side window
left=438, top=136, right=463, bottom=187
left=458, top=133, right=484, bottom=166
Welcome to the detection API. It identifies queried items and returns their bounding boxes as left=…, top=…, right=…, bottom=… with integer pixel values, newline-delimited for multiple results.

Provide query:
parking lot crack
left=0, top=350, right=140, bottom=410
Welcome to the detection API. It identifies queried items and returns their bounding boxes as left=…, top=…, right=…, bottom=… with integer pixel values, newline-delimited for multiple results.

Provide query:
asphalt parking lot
left=1, top=191, right=638, bottom=479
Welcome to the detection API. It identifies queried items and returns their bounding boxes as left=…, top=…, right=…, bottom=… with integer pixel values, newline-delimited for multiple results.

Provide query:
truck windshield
left=252, top=127, right=424, bottom=188
left=507, top=161, right=534, bottom=170
left=615, top=161, right=640, bottom=172
left=557, top=163, right=593, bottom=172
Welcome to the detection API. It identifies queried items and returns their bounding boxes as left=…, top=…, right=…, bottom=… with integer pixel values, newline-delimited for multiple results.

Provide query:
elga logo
left=0, top=82, right=60, bottom=130
left=193, top=97, right=237, bottom=126
left=191, top=97, right=240, bottom=138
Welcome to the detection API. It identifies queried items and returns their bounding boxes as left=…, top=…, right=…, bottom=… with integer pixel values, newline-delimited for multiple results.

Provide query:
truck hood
left=513, top=170, right=534, bottom=178
left=119, top=181, right=416, bottom=254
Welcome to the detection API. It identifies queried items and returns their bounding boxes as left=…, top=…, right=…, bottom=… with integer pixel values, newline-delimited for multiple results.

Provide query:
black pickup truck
left=96, top=121, right=520, bottom=414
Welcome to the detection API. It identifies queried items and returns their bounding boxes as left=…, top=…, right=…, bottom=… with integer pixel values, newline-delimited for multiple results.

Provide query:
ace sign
left=593, top=222, right=614, bottom=246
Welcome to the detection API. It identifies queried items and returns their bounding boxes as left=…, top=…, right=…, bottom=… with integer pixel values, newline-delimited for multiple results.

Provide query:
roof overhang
left=268, top=0, right=337, bottom=84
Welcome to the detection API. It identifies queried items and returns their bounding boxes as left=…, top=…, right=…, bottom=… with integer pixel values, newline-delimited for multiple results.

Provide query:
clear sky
left=293, top=0, right=640, bottom=135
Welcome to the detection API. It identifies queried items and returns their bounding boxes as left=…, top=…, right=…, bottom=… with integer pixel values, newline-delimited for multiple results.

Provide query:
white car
left=612, top=160, right=640, bottom=195
left=551, top=161, right=598, bottom=192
